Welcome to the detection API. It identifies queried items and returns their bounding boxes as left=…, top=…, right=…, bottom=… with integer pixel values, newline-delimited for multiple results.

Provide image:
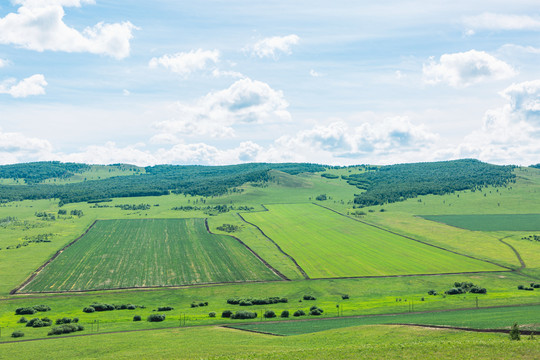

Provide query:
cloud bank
left=250, top=34, right=300, bottom=59
left=0, top=74, right=47, bottom=98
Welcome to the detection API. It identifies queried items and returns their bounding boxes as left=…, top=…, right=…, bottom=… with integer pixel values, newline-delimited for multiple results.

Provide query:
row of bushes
left=83, top=303, right=143, bottom=313
left=518, top=283, right=539, bottom=291
left=227, top=297, right=288, bottom=306
left=48, top=323, right=84, bottom=336
left=156, top=306, right=174, bottom=311
left=428, top=282, right=487, bottom=296
left=25, top=317, right=52, bottom=328
left=190, top=302, right=208, bottom=308
left=219, top=306, right=324, bottom=319
left=15, top=304, right=51, bottom=315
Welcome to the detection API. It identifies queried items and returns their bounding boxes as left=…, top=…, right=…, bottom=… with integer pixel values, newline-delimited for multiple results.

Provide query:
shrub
left=239, top=299, right=253, bottom=306
left=147, top=314, right=166, bottom=322
left=15, top=307, right=36, bottom=315
left=222, top=310, right=233, bottom=318
left=445, top=288, right=463, bottom=295
left=264, top=310, right=276, bottom=318
left=309, top=306, right=324, bottom=316
left=341, top=294, right=349, bottom=300
left=73, top=317, right=79, bottom=323
left=18, top=317, right=28, bottom=323
left=26, top=318, right=43, bottom=328
left=470, top=287, right=487, bottom=294
left=427, top=290, right=437, bottom=295
left=91, top=303, right=115, bottom=312
left=11, top=330, right=24, bottom=338
left=518, top=285, right=524, bottom=290
left=48, top=324, right=84, bottom=336
left=133, top=315, right=142, bottom=321
left=293, top=310, right=306, bottom=317
left=231, top=311, right=257, bottom=319
left=280, top=310, right=289, bottom=318
left=303, top=295, right=316, bottom=301
left=531, top=283, right=540, bottom=289
left=32, top=305, right=51, bottom=312
left=208, top=312, right=216, bottom=318
left=509, top=323, right=520, bottom=340
left=157, top=306, right=174, bottom=311
left=55, top=317, right=72, bottom=325
left=83, top=306, right=95, bottom=313
left=190, top=303, right=199, bottom=308
left=127, top=304, right=136, bottom=310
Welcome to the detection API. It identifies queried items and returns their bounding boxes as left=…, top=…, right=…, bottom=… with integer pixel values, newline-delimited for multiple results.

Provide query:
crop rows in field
left=229, top=304, right=540, bottom=336
left=242, top=204, right=504, bottom=279
left=419, top=214, right=540, bottom=231
left=23, top=218, right=279, bottom=292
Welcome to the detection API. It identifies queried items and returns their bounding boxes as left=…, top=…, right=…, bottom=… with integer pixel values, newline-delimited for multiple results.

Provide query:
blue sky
left=1, top=0, right=540, bottom=166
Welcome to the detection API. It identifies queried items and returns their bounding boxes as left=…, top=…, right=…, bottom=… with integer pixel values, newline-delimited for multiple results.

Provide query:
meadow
left=23, top=218, right=279, bottom=292
left=419, top=214, right=540, bottom=231
left=242, top=203, right=504, bottom=278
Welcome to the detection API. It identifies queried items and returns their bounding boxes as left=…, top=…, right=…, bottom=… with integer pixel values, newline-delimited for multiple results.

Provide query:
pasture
left=22, top=218, right=279, bottom=292
left=419, top=214, right=540, bottom=231
left=230, top=304, right=540, bottom=336
left=242, top=203, right=503, bottom=278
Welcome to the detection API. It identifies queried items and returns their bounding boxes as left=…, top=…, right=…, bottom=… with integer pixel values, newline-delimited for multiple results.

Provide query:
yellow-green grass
left=231, top=304, right=540, bottom=335
left=1, top=272, right=537, bottom=342
left=419, top=214, right=540, bottom=231
left=0, top=324, right=538, bottom=360
left=242, top=204, right=504, bottom=278
left=22, top=218, right=280, bottom=292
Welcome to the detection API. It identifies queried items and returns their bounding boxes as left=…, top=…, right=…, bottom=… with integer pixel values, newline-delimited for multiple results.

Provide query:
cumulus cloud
left=0, top=74, right=47, bottom=98
left=149, top=49, right=220, bottom=77
left=250, top=34, right=300, bottom=59
left=153, top=78, right=290, bottom=139
left=272, top=117, right=438, bottom=162
left=0, top=128, right=53, bottom=164
left=463, top=13, right=540, bottom=33
left=0, top=58, right=9, bottom=68
left=423, top=50, right=516, bottom=87
left=0, top=0, right=136, bottom=59
left=454, top=80, right=540, bottom=164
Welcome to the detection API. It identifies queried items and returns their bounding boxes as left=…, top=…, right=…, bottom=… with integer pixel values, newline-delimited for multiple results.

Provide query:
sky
left=1, top=0, right=540, bottom=166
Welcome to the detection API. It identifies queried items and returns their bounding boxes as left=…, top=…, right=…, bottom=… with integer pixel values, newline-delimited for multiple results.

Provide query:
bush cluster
left=442, top=282, right=487, bottom=295
left=83, top=303, right=142, bottom=313
left=303, top=295, right=316, bottom=301
left=156, top=306, right=174, bottom=311
left=341, top=294, right=349, bottom=300
left=227, top=297, right=287, bottom=306
left=231, top=311, right=257, bottom=319
left=427, top=290, right=438, bottom=296
left=190, top=302, right=208, bottom=308
left=11, top=330, right=24, bottom=338
left=293, top=310, right=306, bottom=317
left=55, top=317, right=78, bottom=325
left=26, top=317, right=52, bottom=328
left=208, top=312, right=216, bottom=318
left=133, top=315, right=142, bottom=321
left=48, top=323, right=84, bottom=336
left=147, top=314, right=166, bottom=322
left=15, top=305, right=51, bottom=315
left=264, top=310, right=276, bottom=318
left=309, top=306, right=324, bottom=316
left=221, top=310, right=233, bottom=318
left=280, top=310, right=289, bottom=318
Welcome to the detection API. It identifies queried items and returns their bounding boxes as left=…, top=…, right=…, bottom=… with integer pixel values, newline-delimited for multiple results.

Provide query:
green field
left=230, top=305, right=540, bottom=336
left=22, top=218, right=280, bottom=292
left=242, top=204, right=504, bottom=278
left=419, top=214, right=540, bottom=231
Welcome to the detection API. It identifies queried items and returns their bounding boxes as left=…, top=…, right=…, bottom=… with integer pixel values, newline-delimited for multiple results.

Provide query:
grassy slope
left=419, top=214, right=540, bottom=231
left=243, top=203, right=502, bottom=278
left=0, top=325, right=538, bottom=360
left=23, top=218, right=279, bottom=292
left=231, top=304, right=540, bottom=335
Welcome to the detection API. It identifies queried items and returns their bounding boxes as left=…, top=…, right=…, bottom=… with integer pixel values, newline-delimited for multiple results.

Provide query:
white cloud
left=310, top=69, right=322, bottom=77
left=463, top=13, right=540, bottom=32
left=149, top=49, right=220, bottom=76
left=272, top=117, right=438, bottom=163
left=0, top=0, right=136, bottom=59
left=0, top=74, right=47, bottom=98
left=423, top=50, right=516, bottom=87
left=454, top=80, right=540, bottom=165
left=0, top=127, right=53, bottom=164
left=153, top=78, right=290, bottom=139
left=0, top=58, right=9, bottom=68
left=250, top=34, right=300, bottom=59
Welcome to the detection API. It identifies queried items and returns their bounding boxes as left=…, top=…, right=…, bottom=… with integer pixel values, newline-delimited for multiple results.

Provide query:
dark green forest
left=349, top=159, right=515, bottom=207
left=0, top=162, right=325, bottom=205
left=0, top=162, right=90, bottom=184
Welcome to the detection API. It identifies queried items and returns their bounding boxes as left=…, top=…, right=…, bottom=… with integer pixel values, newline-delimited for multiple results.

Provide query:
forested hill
left=0, top=161, right=90, bottom=184
left=349, top=159, right=516, bottom=207
left=0, top=162, right=325, bottom=205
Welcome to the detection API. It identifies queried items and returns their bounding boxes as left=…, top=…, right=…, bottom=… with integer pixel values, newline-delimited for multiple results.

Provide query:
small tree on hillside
left=509, top=323, right=520, bottom=341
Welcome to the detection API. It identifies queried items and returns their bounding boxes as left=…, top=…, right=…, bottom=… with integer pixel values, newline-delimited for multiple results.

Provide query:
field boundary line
left=388, top=323, right=539, bottom=335
left=305, top=270, right=512, bottom=281
left=237, top=211, right=310, bottom=280
left=312, top=203, right=513, bottom=271
left=1, top=303, right=538, bottom=345
left=10, top=220, right=99, bottom=295
left=204, top=218, right=290, bottom=281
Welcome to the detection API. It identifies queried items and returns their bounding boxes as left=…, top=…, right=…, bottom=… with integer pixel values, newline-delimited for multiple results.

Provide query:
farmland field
left=242, top=204, right=504, bottom=278
left=22, top=218, right=280, bottom=292
left=419, top=214, right=540, bottom=231
left=229, top=304, right=540, bottom=336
